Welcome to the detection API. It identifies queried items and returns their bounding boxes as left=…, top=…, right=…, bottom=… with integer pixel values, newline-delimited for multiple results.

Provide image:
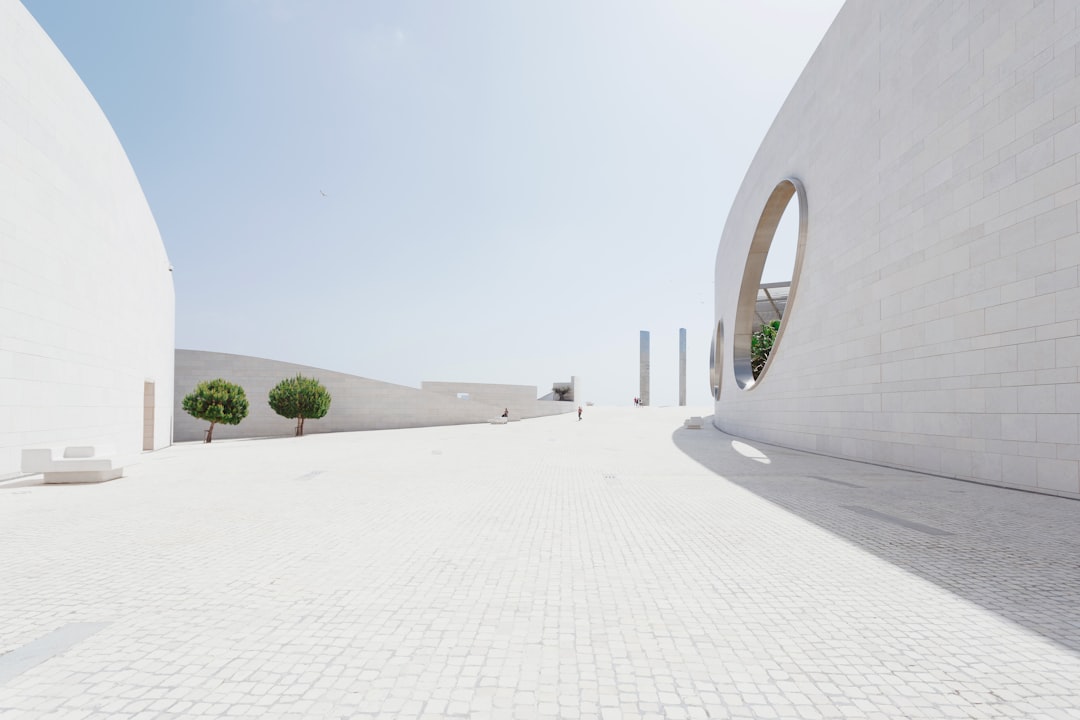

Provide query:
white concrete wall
left=0, top=0, right=175, bottom=478
left=421, top=381, right=573, bottom=419
left=714, top=1, right=1080, bottom=498
left=175, top=350, right=572, bottom=442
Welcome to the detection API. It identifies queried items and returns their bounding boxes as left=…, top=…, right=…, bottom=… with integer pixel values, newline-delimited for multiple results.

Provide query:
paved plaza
left=2, top=407, right=1080, bottom=720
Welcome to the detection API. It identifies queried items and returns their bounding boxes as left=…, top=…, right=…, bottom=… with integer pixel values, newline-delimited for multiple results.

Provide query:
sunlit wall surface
left=0, top=0, right=175, bottom=477
left=174, top=350, right=572, bottom=442
left=714, top=2, right=1080, bottom=498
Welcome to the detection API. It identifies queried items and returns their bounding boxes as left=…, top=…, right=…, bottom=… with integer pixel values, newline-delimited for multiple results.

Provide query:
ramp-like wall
left=421, top=381, right=573, bottom=420
left=174, top=350, right=572, bottom=441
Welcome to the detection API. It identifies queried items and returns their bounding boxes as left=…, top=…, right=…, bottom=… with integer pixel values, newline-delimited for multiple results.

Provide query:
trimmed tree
left=182, top=378, right=249, bottom=443
left=552, top=383, right=573, bottom=401
left=268, top=374, right=331, bottom=436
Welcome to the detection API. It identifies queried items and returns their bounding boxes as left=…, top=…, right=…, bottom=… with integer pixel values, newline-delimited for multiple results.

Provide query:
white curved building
left=1, top=0, right=175, bottom=478
left=714, top=2, right=1080, bottom=498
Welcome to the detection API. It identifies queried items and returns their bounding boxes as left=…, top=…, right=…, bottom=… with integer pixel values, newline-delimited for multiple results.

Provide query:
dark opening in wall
left=733, top=178, right=807, bottom=390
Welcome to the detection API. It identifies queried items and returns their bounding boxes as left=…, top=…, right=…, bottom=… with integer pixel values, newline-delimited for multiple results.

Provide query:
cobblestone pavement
left=2, top=407, right=1079, bottom=720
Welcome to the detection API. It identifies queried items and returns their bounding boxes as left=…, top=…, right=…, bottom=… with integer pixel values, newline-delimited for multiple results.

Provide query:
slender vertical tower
left=679, top=328, right=687, bottom=406
left=639, top=331, right=650, bottom=406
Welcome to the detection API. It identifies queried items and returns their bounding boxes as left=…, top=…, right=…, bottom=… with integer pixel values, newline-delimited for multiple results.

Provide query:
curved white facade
left=1, top=1, right=175, bottom=477
left=715, top=2, right=1080, bottom=497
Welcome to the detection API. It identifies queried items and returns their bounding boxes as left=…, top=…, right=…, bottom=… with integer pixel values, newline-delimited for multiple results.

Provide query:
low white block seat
left=489, top=418, right=508, bottom=425
left=21, top=446, right=124, bottom=483
left=684, top=417, right=704, bottom=429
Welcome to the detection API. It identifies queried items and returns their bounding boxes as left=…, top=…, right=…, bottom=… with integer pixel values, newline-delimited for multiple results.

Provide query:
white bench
left=684, top=416, right=704, bottom=429
left=489, top=417, right=508, bottom=424
left=21, top=446, right=125, bottom=484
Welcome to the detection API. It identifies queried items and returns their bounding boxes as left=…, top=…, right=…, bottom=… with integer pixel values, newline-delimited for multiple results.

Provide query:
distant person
left=634, top=397, right=639, bottom=407
left=502, top=408, right=509, bottom=418
left=577, top=406, right=583, bottom=421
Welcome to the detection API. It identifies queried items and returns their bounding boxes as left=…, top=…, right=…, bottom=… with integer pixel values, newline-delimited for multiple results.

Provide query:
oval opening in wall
left=732, top=178, right=807, bottom=390
left=710, top=320, right=723, bottom=400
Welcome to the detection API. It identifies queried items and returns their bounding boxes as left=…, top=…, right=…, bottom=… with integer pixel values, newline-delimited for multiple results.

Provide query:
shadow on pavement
left=672, top=417, right=1080, bottom=657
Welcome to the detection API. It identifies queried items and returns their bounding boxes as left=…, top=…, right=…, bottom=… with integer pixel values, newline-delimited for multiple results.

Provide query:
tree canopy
left=181, top=378, right=249, bottom=443
left=268, top=374, right=331, bottom=436
left=751, top=320, right=781, bottom=380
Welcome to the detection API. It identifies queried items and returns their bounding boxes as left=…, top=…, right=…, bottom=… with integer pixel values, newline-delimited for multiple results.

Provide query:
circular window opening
left=733, top=178, right=807, bottom=390
left=709, top=319, right=723, bottom=400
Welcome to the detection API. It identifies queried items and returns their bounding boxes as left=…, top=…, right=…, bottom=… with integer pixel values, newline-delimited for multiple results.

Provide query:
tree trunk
left=296, top=416, right=304, bottom=437
left=205, top=421, right=215, bottom=443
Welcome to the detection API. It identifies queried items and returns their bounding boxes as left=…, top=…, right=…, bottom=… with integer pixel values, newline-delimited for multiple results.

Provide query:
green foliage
left=750, top=320, right=781, bottom=380
left=268, top=374, right=332, bottom=436
left=181, top=378, right=249, bottom=443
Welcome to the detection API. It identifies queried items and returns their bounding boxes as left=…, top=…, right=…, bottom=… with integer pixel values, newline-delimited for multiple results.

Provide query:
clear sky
left=22, top=0, right=844, bottom=407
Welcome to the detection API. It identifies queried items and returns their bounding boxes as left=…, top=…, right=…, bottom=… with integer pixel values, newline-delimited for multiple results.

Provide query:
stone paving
left=1, top=406, right=1079, bottom=720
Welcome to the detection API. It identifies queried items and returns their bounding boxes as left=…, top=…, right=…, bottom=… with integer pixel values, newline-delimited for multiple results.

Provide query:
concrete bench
left=489, top=417, right=508, bottom=424
left=684, top=416, right=704, bottom=429
left=21, top=446, right=124, bottom=484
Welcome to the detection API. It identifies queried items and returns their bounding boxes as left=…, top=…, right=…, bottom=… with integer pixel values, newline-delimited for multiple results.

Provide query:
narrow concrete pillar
left=679, top=328, right=686, bottom=406
left=571, top=375, right=580, bottom=404
left=639, top=331, right=650, bottom=406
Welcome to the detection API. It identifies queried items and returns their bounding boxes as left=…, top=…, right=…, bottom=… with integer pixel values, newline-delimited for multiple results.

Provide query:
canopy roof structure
left=755, top=281, right=790, bottom=331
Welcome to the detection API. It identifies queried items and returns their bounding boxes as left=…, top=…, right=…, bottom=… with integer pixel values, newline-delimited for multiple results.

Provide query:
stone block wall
left=175, top=350, right=572, bottom=442
left=714, top=2, right=1080, bottom=498
left=0, top=1, right=174, bottom=478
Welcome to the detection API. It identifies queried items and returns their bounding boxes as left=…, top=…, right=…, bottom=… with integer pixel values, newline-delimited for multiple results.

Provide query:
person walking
left=577, top=406, right=583, bottom=421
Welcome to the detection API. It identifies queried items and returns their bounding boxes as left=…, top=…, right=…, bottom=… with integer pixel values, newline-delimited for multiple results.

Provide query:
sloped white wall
left=421, top=381, right=573, bottom=420
left=0, top=0, right=175, bottom=478
left=175, top=350, right=572, bottom=442
left=715, top=2, right=1080, bottom=498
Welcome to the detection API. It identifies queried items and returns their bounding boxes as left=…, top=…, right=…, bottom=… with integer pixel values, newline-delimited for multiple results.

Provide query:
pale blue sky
left=23, top=0, right=843, bottom=406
